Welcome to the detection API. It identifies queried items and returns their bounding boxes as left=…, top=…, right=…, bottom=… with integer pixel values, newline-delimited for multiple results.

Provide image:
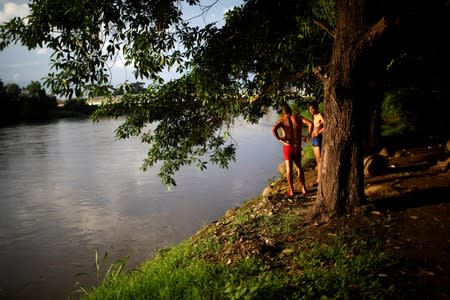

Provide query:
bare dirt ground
left=305, top=144, right=450, bottom=299
left=361, top=145, right=450, bottom=299
left=266, top=143, right=450, bottom=298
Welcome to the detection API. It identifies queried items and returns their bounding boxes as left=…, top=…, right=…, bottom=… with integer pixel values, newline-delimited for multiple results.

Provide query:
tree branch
left=313, top=20, right=335, bottom=39
left=358, top=16, right=389, bottom=50
left=249, top=70, right=307, bottom=103
left=313, top=66, right=328, bottom=84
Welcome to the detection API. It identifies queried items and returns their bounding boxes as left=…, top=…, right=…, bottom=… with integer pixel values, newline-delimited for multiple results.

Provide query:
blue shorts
left=312, top=134, right=322, bottom=147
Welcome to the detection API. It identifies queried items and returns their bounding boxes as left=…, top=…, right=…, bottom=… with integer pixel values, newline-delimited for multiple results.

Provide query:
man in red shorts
left=272, top=103, right=313, bottom=196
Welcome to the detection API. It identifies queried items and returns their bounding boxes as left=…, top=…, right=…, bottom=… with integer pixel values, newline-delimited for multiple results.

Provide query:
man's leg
left=285, top=159, right=294, bottom=196
left=293, top=155, right=307, bottom=195
left=314, top=146, right=321, bottom=183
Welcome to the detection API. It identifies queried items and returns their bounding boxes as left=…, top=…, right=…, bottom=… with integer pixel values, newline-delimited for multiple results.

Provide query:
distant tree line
left=0, top=79, right=59, bottom=125
left=0, top=80, right=150, bottom=126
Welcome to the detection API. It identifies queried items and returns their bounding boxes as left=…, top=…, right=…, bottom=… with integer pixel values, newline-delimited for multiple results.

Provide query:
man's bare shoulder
left=273, top=117, right=286, bottom=128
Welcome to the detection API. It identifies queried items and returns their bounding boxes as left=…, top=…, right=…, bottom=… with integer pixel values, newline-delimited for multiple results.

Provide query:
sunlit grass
left=301, top=144, right=315, bottom=167
left=80, top=197, right=403, bottom=300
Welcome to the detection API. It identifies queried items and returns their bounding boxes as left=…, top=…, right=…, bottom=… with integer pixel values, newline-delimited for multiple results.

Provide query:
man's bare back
left=276, top=115, right=303, bottom=147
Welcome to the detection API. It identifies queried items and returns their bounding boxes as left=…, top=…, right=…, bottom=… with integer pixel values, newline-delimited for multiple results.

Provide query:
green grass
left=78, top=196, right=402, bottom=300
left=301, top=144, right=315, bottom=167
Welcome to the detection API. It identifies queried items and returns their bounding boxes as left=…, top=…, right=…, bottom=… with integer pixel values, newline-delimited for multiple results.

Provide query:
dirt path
left=298, top=144, right=450, bottom=298
left=362, top=145, right=450, bottom=299
left=274, top=143, right=450, bottom=298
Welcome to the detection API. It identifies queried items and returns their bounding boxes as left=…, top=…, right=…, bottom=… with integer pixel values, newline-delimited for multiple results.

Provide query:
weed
left=76, top=249, right=130, bottom=297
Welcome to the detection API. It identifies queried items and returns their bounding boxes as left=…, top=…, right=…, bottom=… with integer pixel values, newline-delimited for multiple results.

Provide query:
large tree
left=315, top=0, right=449, bottom=220
left=1, top=0, right=448, bottom=220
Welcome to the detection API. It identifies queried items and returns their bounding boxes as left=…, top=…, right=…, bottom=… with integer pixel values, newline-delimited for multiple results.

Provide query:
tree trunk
left=311, top=0, right=369, bottom=221
left=363, top=90, right=383, bottom=154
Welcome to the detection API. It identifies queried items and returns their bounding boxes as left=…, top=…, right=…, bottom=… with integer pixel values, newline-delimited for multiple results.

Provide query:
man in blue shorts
left=309, top=103, right=324, bottom=184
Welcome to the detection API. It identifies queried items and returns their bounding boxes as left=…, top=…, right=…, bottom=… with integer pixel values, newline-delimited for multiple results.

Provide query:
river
left=0, top=114, right=283, bottom=300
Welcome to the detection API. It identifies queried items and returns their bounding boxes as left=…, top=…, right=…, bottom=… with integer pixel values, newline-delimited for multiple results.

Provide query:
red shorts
left=283, top=144, right=300, bottom=160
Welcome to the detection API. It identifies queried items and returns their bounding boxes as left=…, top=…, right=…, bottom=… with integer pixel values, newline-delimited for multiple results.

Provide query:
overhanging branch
left=358, top=16, right=390, bottom=50
left=249, top=70, right=308, bottom=103
left=313, top=66, right=328, bottom=84
left=313, top=20, right=335, bottom=39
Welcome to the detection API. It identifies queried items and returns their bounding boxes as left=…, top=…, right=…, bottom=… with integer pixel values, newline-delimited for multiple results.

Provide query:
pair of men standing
left=272, top=103, right=324, bottom=196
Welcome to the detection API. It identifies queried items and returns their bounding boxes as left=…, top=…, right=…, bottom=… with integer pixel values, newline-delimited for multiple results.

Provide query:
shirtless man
left=308, top=103, right=324, bottom=184
left=272, top=103, right=313, bottom=196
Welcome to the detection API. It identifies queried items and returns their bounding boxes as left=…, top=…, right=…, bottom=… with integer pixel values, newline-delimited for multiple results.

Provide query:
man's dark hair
left=280, top=102, right=292, bottom=115
left=309, top=102, right=319, bottom=109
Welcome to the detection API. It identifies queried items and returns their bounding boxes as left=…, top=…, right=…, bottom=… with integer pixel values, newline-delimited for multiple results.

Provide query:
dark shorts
left=312, top=134, right=322, bottom=147
left=283, top=144, right=301, bottom=160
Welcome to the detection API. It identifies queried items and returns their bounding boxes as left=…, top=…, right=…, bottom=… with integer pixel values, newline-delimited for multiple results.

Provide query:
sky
left=0, top=0, right=243, bottom=88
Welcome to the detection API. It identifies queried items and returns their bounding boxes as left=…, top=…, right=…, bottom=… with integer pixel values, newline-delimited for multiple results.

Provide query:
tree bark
left=310, top=0, right=369, bottom=221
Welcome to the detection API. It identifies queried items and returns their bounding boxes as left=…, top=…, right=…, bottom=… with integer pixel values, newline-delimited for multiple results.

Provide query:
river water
left=0, top=114, right=283, bottom=299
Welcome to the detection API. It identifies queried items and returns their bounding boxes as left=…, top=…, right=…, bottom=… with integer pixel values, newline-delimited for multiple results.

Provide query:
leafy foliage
left=2, top=0, right=448, bottom=189
left=92, top=74, right=241, bottom=186
left=0, top=0, right=335, bottom=185
left=0, top=0, right=215, bottom=98
left=381, top=88, right=449, bottom=141
left=0, top=1, right=316, bottom=184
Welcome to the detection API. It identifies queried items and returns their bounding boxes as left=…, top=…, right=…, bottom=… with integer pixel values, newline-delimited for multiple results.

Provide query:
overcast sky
left=0, top=0, right=242, bottom=88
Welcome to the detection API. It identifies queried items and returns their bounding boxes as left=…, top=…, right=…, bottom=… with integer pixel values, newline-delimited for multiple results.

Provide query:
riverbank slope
left=82, top=143, right=450, bottom=299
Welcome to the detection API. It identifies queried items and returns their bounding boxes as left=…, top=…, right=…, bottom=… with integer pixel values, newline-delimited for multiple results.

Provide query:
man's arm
left=272, top=121, right=283, bottom=141
left=316, top=123, right=324, bottom=135
left=302, top=117, right=313, bottom=139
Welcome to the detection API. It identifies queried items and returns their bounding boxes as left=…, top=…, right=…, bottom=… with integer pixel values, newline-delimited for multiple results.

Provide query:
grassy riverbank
left=77, top=143, right=449, bottom=300
left=78, top=187, right=400, bottom=299
left=73, top=168, right=391, bottom=298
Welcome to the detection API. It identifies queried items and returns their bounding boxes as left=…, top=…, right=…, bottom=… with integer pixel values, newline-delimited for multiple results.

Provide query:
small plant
left=95, top=249, right=130, bottom=285
left=76, top=249, right=130, bottom=296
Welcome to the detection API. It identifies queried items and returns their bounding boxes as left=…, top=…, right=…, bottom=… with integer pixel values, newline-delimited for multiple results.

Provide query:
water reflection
left=0, top=115, right=281, bottom=299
